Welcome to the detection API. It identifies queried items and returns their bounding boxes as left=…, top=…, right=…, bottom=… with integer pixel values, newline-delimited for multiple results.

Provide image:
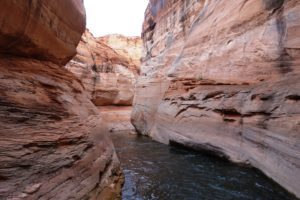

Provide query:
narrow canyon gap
left=0, top=0, right=299, bottom=199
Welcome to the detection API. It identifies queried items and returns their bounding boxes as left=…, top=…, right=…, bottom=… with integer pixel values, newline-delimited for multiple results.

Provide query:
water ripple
left=112, top=133, right=297, bottom=200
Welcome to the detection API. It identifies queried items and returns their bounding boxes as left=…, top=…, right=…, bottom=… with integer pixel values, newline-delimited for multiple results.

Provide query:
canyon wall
left=99, top=34, right=142, bottom=72
left=132, top=0, right=300, bottom=197
left=0, top=1, right=122, bottom=199
left=66, top=31, right=142, bottom=106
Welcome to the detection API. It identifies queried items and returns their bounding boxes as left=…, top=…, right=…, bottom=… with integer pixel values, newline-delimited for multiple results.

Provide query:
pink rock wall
left=132, top=0, right=300, bottom=197
left=0, top=1, right=123, bottom=199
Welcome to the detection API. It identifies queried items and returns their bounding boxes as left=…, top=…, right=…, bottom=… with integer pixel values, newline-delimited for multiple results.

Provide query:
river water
left=111, top=133, right=297, bottom=200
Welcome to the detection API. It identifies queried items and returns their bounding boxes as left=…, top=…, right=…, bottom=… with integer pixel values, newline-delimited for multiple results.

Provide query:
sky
left=84, top=0, right=149, bottom=37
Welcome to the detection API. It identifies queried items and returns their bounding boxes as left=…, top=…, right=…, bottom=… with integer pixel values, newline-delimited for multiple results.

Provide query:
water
left=111, top=133, right=297, bottom=200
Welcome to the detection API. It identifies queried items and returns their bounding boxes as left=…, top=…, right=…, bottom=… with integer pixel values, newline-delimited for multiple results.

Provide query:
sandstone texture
left=99, top=34, right=142, bottom=72
left=0, top=1, right=122, bottom=199
left=99, top=106, right=136, bottom=134
left=132, top=0, right=300, bottom=197
left=0, top=0, right=85, bottom=65
left=66, top=31, right=142, bottom=106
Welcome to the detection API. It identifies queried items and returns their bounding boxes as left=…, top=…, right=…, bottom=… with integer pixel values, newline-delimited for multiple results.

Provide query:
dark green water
left=111, top=133, right=297, bottom=200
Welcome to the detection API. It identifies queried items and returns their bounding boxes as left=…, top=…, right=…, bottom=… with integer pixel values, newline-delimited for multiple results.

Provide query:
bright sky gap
left=84, top=0, right=149, bottom=37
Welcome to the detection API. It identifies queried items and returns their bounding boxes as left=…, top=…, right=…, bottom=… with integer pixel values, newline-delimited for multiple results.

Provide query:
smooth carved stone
left=132, top=0, right=300, bottom=197
left=99, top=106, right=136, bottom=134
left=0, top=58, right=123, bottom=200
left=66, top=30, right=142, bottom=106
left=0, top=1, right=123, bottom=199
left=0, top=0, right=85, bottom=65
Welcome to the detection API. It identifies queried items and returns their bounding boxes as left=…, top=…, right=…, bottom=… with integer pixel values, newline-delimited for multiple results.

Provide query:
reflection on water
left=111, top=133, right=297, bottom=200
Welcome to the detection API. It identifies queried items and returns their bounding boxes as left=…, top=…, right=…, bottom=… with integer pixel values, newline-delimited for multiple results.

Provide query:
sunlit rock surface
left=0, top=1, right=122, bottom=199
left=99, top=34, right=142, bottom=72
left=66, top=30, right=142, bottom=106
left=99, top=106, right=135, bottom=134
left=132, top=0, right=300, bottom=197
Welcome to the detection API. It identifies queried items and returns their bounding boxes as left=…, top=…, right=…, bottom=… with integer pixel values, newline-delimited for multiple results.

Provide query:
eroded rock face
left=0, top=1, right=122, bottom=199
left=0, top=0, right=85, bottom=65
left=99, top=34, right=142, bottom=72
left=132, top=0, right=300, bottom=197
left=66, top=31, right=142, bottom=106
left=99, top=106, right=136, bottom=134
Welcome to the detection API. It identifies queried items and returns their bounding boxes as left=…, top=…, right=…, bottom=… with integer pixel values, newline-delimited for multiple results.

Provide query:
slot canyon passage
left=0, top=0, right=299, bottom=199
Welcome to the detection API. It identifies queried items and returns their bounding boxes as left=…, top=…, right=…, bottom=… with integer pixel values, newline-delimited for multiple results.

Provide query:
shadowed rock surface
left=0, top=0, right=85, bottom=65
left=0, top=1, right=123, bottom=199
left=131, top=0, right=300, bottom=197
left=66, top=31, right=142, bottom=106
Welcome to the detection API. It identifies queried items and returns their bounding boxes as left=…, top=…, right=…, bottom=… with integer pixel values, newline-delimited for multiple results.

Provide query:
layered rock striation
left=132, top=0, right=300, bottom=197
left=99, top=34, right=142, bottom=72
left=99, top=106, right=136, bottom=134
left=0, top=1, right=122, bottom=199
left=0, top=0, right=85, bottom=65
left=66, top=31, right=142, bottom=106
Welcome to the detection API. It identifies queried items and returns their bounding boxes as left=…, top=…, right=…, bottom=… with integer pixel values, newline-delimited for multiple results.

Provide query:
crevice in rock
left=169, top=140, right=230, bottom=161
left=285, top=94, right=300, bottom=101
left=213, top=108, right=242, bottom=117
left=203, top=91, right=224, bottom=100
left=175, top=105, right=205, bottom=118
